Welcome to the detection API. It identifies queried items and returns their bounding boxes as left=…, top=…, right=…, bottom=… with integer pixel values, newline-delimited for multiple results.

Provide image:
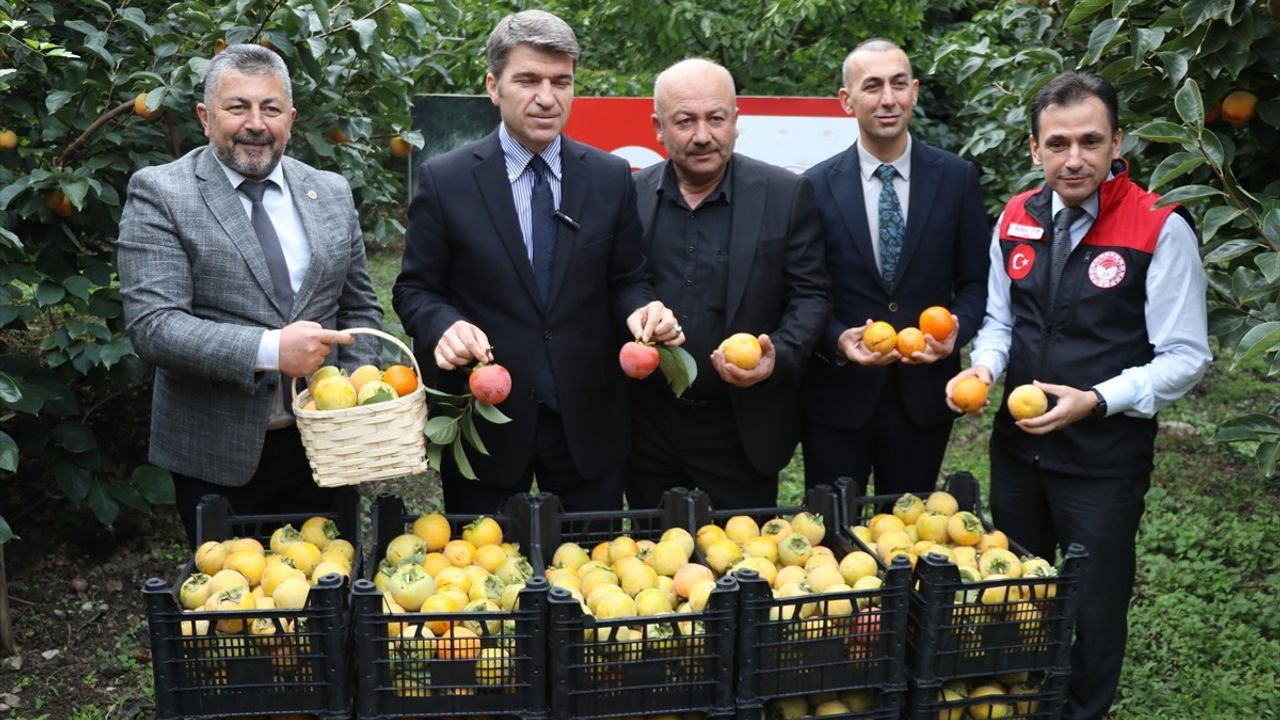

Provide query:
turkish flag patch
left=1008, top=244, right=1036, bottom=280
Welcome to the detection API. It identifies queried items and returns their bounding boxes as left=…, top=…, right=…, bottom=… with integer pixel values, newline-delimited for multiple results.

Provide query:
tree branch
left=54, top=100, right=134, bottom=168
left=320, top=0, right=397, bottom=39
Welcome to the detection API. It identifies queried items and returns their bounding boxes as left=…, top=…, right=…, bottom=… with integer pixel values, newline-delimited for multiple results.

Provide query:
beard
left=213, top=130, right=284, bottom=180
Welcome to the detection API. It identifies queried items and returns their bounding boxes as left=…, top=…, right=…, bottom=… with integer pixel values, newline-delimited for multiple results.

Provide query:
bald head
left=651, top=58, right=739, bottom=192
left=842, top=39, right=912, bottom=90
left=654, top=58, right=736, bottom=116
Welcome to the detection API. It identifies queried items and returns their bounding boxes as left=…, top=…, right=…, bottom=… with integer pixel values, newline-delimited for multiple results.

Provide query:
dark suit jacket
left=393, top=130, right=655, bottom=486
left=634, top=154, right=831, bottom=474
left=801, top=139, right=989, bottom=429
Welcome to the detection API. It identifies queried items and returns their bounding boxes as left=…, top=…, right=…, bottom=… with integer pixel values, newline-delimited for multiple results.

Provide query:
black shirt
left=647, top=160, right=734, bottom=401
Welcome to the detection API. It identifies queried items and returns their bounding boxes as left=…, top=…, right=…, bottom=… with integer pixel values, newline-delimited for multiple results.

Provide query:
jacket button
left=544, top=330, right=553, bottom=341
left=888, top=302, right=899, bottom=313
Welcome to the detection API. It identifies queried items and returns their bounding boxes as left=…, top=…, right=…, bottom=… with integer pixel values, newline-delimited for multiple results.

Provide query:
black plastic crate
left=838, top=473, right=1088, bottom=683
left=689, top=485, right=910, bottom=713
left=535, top=490, right=736, bottom=719
left=754, top=685, right=906, bottom=720
left=143, top=494, right=358, bottom=720
left=906, top=671, right=1069, bottom=720
left=353, top=492, right=546, bottom=718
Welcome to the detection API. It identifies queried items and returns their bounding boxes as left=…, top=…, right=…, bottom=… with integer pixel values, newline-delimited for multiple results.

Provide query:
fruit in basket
left=357, top=380, right=399, bottom=405
left=261, top=562, right=307, bottom=598
left=768, top=696, right=809, bottom=719
left=223, top=549, right=267, bottom=587
left=619, top=340, right=661, bottom=379
left=812, top=699, right=850, bottom=716
left=704, top=537, right=744, bottom=575
left=925, top=490, right=960, bottom=515
left=837, top=550, right=878, bottom=585
left=436, top=625, right=482, bottom=660
left=968, top=684, right=1012, bottom=719
left=462, top=515, right=503, bottom=546
left=759, top=517, right=791, bottom=543
left=389, top=564, right=437, bottom=611
left=672, top=563, right=714, bottom=599
left=790, top=511, right=826, bottom=545
left=349, top=364, right=383, bottom=392
left=742, top=536, right=778, bottom=563
left=386, top=533, right=428, bottom=566
left=272, top=576, right=311, bottom=610
left=978, top=529, right=1009, bottom=553
left=208, top=568, right=250, bottom=595
left=382, top=364, right=419, bottom=396
left=776, top=532, right=813, bottom=567
left=950, top=375, right=988, bottom=414
left=892, top=492, right=925, bottom=525
left=719, top=332, right=763, bottom=369
left=312, top=375, right=358, bottom=410
left=937, top=684, right=967, bottom=720
left=1009, top=681, right=1040, bottom=713
left=979, top=548, right=1022, bottom=578
left=311, top=365, right=346, bottom=384
left=947, top=511, right=983, bottom=546
left=475, top=646, right=514, bottom=685
left=660, top=526, right=696, bottom=558
left=916, top=511, right=950, bottom=543
left=281, top=541, right=322, bottom=576
left=195, top=541, right=229, bottom=575
left=411, top=512, right=451, bottom=551
left=299, top=516, right=338, bottom=550
left=179, top=573, right=212, bottom=610
left=469, top=362, right=512, bottom=404
left=207, top=585, right=255, bottom=632
left=648, top=540, right=689, bottom=576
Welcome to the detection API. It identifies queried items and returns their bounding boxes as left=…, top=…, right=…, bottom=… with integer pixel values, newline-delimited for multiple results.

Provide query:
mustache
left=234, top=131, right=274, bottom=145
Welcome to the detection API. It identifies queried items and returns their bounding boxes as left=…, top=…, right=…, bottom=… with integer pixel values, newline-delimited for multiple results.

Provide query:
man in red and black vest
left=946, top=72, right=1211, bottom=719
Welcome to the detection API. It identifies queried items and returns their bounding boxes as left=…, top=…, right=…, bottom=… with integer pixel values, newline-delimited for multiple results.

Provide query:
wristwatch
left=1089, top=387, right=1108, bottom=419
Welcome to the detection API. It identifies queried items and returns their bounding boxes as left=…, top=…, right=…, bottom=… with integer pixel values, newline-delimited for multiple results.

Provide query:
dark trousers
left=990, top=442, right=1149, bottom=720
left=801, top=373, right=952, bottom=498
left=625, top=387, right=777, bottom=511
left=443, top=403, right=625, bottom=515
left=172, top=425, right=356, bottom=549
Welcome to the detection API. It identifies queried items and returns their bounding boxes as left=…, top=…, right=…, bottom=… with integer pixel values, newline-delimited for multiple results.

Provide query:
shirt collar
left=212, top=148, right=288, bottom=195
left=856, top=134, right=913, bottom=182
left=656, top=156, right=734, bottom=204
left=499, top=123, right=562, bottom=182
left=1050, top=173, right=1110, bottom=222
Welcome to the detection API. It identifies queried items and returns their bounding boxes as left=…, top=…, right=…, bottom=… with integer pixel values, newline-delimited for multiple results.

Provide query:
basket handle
left=291, top=326, right=422, bottom=401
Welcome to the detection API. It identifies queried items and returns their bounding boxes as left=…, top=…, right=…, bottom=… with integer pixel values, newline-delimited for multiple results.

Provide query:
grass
left=364, top=245, right=1280, bottom=715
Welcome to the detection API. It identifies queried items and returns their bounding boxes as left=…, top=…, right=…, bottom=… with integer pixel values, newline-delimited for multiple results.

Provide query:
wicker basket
left=292, top=327, right=428, bottom=487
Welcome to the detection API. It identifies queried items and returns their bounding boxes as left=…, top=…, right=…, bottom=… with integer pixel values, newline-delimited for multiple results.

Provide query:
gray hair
left=486, top=10, right=579, bottom=79
left=204, top=44, right=293, bottom=108
left=653, top=58, right=737, bottom=116
left=841, top=38, right=911, bottom=88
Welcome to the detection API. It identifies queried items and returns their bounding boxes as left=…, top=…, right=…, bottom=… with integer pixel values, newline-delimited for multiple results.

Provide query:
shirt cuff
left=256, top=329, right=281, bottom=372
left=1092, top=376, right=1137, bottom=418
left=968, top=350, right=1006, bottom=382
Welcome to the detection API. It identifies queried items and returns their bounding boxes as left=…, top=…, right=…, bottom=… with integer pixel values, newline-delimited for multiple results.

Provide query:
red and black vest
left=993, top=162, right=1179, bottom=476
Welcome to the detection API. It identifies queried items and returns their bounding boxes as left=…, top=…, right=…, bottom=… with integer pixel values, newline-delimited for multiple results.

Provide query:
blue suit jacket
left=801, top=139, right=989, bottom=429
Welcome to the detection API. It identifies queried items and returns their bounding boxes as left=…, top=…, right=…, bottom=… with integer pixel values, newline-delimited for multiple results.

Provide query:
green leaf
left=1084, top=18, right=1124, bottom=67
left=397, top=3, right=427, bottom=37
left=1133, top=120, right=1194, bottom=144
left=129, top=465, right=174, bottom=504
left=1233, top=322, right=1280, bottom=368
left=52, top=422, right=95, bottom=453
left=1257, top=441, right=1278, bottom=479
left=1263, top=209, right=1280, bottom=246
left=1156, top=51, right=1188, bottom=85
left=451, top=439, right=477, bottom=480
left=312, top=0, right=331, bottom=30
left=0, top=431, right=17, bottom=473
left=0, top=372, right=20, bottom=404
left=423, top=385, right=467, bottom=403
left=1200, top=205, right=1244, bottom=242
left=424, top=415, right=460, bottom=444
left=1212, top=413, right=1280, bottom=442
left=1173, top=79, right=1204, bottom=127
left=656, top=345, right=697, bottom=398
left=350, top=18, right=377, bottom=51
left=1148, top=151, right=1204, bottom=191
left=1153, top=185, right=1224, bottom=207
left=1181, top=0, right=1233, bottom=32
left=46, top=90, right=74, bottom=114
left=0, top=514, right=14, bottom=543
left=458, top=411, right=490, bottom=456
left=472, top=399, right=513, bottom=425
left=1199, top=131, right=1225, bottom=169
left=86, top=482, right=119, bottom=526
left=1065, top=0, right=1111, bottom=25
left=117, top=7, right=154, bottom=38
left=110, top=483, right=150, bottom=513
left=426, top=442, right=443, bottom=473
left=55, top=459, right=91, bottom=504
left=144, top=87, right=166, bottom=114
left=1256, top=252, right=1280, bottom=285
left=1203, top=238, right=1256, bottom=265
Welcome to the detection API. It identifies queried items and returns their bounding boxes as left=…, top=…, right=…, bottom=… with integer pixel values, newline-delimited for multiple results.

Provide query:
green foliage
left=0, top=0, right=454, bottom=530
left=931, top=0, right=1280, bottom=477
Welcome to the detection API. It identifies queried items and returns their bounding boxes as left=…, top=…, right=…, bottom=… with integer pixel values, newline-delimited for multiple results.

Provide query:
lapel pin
left=307, top=189, right=317, bottom=200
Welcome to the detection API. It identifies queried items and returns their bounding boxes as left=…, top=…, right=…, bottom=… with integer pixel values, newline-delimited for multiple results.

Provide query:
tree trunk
left=0, top=544, right=15, bottom=656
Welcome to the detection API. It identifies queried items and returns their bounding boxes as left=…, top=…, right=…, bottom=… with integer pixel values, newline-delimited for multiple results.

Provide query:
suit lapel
left=896, top=142, right=942, bottom=287
left=195, top=148, right=286, bottom=318
left=829, top=145, right=884, bottom=292
left=635, top=165, right=661, bottom=244
left=472, top=132, right=541, bottom=307
left=725, top=157, right=767, bottom=329
left=549, top=137, right=590, bottom=308
left=282, top=158, right=325, bottom=322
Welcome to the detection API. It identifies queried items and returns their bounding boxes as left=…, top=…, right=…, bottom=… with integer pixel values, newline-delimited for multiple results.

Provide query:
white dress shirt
left=856, top=135, right=913, bottom=273
left=969, top=185, right=1212, bottom=418
left=498, top=123, right=563, bottom=263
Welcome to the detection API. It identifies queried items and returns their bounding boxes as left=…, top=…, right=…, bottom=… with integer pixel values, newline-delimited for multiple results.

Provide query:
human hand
left=944, top=365, right=992, bottom=414
left=279, top=321, right=354, bottom=377
left=900, top=315, right=958, bottom=365
left=843, top=319, right=899, bottom=366
left=434, top=320, right=492, bottom=370
left=627, top=301, right=684, bottom=346
left=711, top=334, right=775, bottom=388
left=1015, top=381, right=1097, bottom=435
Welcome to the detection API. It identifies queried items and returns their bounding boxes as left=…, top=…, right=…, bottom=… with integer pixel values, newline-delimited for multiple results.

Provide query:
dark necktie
left=526, top=155, right=559, bottom=410
left=528, top=155, right=557, bottom=305
left=237, top=179, right=294, bottom=319
left=875, top=164, right=905, bottom=285
left=1049, top=206, right=1084, bottom=303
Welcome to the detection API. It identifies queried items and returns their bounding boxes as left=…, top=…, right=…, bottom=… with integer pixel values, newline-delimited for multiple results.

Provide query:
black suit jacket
left=393, top=130, right=655, bottom=485
left=801, top=139, right=989, bottom=429
left=635, top=154, right=831, bottom=474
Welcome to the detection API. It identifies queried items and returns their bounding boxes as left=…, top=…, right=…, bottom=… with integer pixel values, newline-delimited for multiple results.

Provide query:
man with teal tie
left=800, top=38, right=990, bottom=497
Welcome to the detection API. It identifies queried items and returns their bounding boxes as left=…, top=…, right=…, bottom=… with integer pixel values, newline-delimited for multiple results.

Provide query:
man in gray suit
left=118, top=44, right=382, bottom=547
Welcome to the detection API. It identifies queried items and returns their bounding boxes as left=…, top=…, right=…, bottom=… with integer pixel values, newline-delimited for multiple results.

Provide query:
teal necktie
left=875, top=164, right=905, bottom=285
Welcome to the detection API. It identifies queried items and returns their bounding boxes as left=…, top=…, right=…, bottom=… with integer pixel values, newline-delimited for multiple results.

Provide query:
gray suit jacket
left=117, top=145, right=383, bottom=486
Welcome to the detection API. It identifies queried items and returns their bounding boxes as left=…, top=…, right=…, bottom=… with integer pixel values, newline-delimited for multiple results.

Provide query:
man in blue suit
left=801, top=39, right=989, bottom=497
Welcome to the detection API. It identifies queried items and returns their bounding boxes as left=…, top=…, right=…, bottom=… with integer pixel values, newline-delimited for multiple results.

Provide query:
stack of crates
left=838, top=472, right=1088, bottom=719
left=351, top=492, right=549, bottom=719
left=535, top=488, right=740, bottom=719
left=142, top=494, right=359, bottom=719
left=691, top=485, right=909, bottom=719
